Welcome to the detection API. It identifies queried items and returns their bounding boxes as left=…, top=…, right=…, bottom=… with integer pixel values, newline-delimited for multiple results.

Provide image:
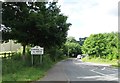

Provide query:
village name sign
left=30, top=46, right=44, bottom=65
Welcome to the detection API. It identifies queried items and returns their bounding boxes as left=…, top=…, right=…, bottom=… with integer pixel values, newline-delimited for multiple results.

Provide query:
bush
left=2, top=58, right=25, bottom=75
left=107, top=54, right=113, bottom=60
left=11, top=52, right=22, bottom=60
left=2, top=45, right=67, bottom=81
left=2, top=53, right=55, bottom=81
left=46, top=47, right=65, bottom=62
left=82, top=32, right=118, bottom=60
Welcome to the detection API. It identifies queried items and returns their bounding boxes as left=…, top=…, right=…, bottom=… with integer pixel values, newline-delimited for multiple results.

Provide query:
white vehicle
left=77, top=55, right=82, bottom=59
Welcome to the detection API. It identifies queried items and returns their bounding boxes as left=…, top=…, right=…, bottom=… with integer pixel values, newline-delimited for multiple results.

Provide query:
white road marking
left=72, top=58, right=118, bottom=81
left=91, top=67, right=118, bottom=75
left=77, top=76, right=101, bottom=79
left=90, top=68, right=118, bottom=80
left=101, top=67, right=105, bottom=70
left=77, top=74, right=118, bottom=81
left=90, top=67, right=97, bottom=71
left=91, top=69, right=106, bottom=76
left=97, top=66, right=118, bottom=73
left=62, top=64, right=70, bottom=83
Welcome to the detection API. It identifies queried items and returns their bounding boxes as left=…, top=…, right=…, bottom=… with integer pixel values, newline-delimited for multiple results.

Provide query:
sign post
left=31, top=54, right=34, bottom=66
left=31, top=46, right=44, bottom=66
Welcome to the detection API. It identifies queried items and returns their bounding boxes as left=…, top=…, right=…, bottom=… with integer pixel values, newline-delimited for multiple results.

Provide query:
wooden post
left=39, top=55, right=41, bottom=64
left=4, top=53, right=6, bottom=58
left=40, top=55, right=42, bottom=64
left=8, top=52, right=10, bottom=59
left=32, top=55, right=33, bottom=66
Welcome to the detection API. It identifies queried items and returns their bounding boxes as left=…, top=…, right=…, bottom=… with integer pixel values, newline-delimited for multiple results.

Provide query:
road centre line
left=62, top=64, right=70, bottom=83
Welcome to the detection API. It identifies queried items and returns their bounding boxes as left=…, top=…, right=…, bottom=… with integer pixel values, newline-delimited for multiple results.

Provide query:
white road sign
left=31, top=46, right=44, bottom=55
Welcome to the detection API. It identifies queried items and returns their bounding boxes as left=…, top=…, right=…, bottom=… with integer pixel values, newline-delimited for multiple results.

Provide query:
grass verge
left=2, top=67, right=45, bottom=82
left=82, top=56, right=120, bottom=67
left=2, top=54, right=66, bottom=82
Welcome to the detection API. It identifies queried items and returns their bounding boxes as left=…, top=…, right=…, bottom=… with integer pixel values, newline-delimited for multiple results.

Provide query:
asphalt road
left=35, top=58, right=119, bottom=83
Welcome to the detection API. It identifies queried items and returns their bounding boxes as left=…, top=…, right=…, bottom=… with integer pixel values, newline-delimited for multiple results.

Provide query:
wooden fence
left=0, top=52, right=15, bottom=58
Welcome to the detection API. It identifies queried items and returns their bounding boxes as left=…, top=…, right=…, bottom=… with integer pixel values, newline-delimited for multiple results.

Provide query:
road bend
left=34, top=58, right=119, bottom=83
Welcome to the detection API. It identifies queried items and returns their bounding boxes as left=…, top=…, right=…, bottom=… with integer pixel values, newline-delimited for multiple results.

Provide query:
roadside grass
left=82, top=56, right=119, bottom=67
left=2, top=67, right=45, bottom=81
left=2, top=53, right=65, bottom=82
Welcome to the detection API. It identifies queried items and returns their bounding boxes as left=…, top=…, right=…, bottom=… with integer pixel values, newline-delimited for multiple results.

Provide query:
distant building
left=0, top=40, right=21, bottom=52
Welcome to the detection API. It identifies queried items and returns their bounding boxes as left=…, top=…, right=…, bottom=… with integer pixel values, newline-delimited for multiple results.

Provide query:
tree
left=82, top=32, right=118, bottom=60
left=63, top=37, right=82, bottom=57
left=2, top=2, right=71, bottom=60
left=66, top=36, right=77, bottom=43
left=79, top=37, right=87, bottom=46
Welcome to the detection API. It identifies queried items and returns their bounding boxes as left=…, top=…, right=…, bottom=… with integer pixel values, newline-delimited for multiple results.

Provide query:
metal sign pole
left=40, top=55, right=42, bottom=64
left=41, top=55, right=43, bottom=64
left=40, top=55, right=41, bottom=64
left=32, top=55, right=33, bottom=66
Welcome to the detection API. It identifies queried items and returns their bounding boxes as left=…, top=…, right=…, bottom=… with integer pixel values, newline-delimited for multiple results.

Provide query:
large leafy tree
left=82, top=32, right=118, bottom=60
left=2, top=2, right=71, bottom=60
left=66, top=36, right=77, bottom=43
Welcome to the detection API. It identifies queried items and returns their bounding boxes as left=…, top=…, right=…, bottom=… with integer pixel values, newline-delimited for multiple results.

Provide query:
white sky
left=0, top=0, right=119, bottom=41
left=58, top=0, right=119, bottom=40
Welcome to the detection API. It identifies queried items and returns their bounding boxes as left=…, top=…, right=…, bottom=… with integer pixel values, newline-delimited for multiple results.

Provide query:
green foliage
left=79, top=37, right=87, bottom=46
left=82, top=56, right=118, bottom=67
left=66, top=36, right=77, bottom=43
left=2, top=52, right=58, bottom=81
left=2, top=54, right=24, bottom=75
left=2, top=2, right=71, bottom=57
left=46, top=47, right=65, bottom=62
left=82, top=32, right=118, bottom=60
left=2, top=67, right=45, bottom=82
left=63, top=37, right=82, bottom=57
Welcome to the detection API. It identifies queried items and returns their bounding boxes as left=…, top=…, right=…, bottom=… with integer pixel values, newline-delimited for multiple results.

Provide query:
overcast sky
left=1, top=0, right=119, bottom=40
left=58, top=0, right=119, bottom=40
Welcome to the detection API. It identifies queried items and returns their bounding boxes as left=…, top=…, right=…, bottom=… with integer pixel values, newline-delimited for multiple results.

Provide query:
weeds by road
left=82, top=57, right=119, bottom=67
left=2, top=53, right=67, bottom=82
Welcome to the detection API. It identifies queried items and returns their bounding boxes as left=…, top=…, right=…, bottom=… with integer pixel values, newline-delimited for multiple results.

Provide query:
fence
left=0, top=40, right=21, bottom=52
left=0, top=52, right=15, bottom=58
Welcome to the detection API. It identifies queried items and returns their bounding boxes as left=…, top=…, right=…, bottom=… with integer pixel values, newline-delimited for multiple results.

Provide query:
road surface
left=35, top=58, right=119, bottom=83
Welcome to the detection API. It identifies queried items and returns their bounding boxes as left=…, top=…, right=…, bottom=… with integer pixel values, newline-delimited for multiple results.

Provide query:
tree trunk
left=22, top=45, right=26, bottom=61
